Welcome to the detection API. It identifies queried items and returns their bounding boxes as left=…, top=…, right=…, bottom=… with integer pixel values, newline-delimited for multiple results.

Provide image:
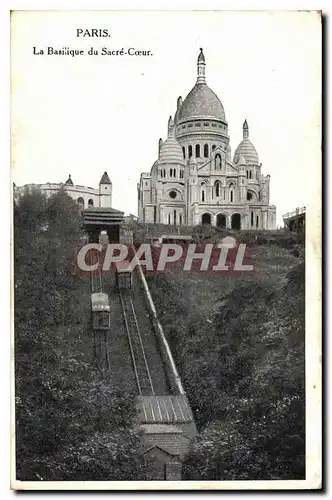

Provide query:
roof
left=82, top=207, right=124, bottom=227
left=233, top=138, right=259, bottom=165
left=65, top=174, right=74, bottom=186
left=141, top=432, right=190, bottom=457
left=159, top=136, right=184, bottom=165
left=140, top=424, right=183, bottom=434
left=198, top=47, right=205, bottom=63
left=178, top=83, right=225, bottom=122
left=99, top=171, right=112, bottom=184
left=136, top=395, right=194, bottom=424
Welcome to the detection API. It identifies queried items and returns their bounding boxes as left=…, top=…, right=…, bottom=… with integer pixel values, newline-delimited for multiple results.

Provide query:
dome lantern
left=243, top=119, right=249, bottom=139
left=197, top=48, right=206, bottom=84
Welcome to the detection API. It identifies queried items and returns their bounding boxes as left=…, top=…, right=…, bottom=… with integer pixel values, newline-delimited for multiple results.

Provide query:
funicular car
left=91, top=292, right=110, bottom=330
left=115, top=261, right=133, bottom=290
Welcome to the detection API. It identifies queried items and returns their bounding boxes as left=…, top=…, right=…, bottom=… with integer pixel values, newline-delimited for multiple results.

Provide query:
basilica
left=137, top=49, right=276, bottom=230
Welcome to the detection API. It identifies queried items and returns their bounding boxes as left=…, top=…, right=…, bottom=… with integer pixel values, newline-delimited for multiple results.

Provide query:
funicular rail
left=89, top=248, right=103, bottom=294
left=89, top=247, right=110, bottom=369
left=119, top=290, right=155, bottom=396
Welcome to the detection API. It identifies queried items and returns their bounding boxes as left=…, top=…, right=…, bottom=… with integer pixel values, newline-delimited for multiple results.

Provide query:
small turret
left=65, top=174, right=74, bottom=186
left=174, top=95, right=183, bottom=124
left=188, top=155, right=198, bottom=170
left=168, top=115, right=174, bottom=136
left=158, top=138, right=163, bottom=157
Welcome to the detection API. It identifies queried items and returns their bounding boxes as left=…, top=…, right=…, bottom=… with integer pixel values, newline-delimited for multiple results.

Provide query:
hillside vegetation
left=147, top=243, right=305, bottom=480
left=14, top=193, right=305, bottom=481
left=14, top=189, right=146, bottom=481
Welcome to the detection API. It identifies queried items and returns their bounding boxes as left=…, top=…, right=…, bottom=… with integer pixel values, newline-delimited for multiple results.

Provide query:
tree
left=14, top=189, right=147, bottom=481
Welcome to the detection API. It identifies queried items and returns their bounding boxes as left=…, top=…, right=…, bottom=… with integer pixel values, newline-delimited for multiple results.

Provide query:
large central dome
left=178, top=83, right=225, bottom=121
left=177, top=48, right=226, bottom=122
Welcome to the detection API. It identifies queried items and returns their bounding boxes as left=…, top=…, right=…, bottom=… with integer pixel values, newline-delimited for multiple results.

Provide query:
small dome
left=234, top=139, right=259, bottom=165
left=178, top=83, right=225, bottom=121
left=159, top=136, right=184, bottom=164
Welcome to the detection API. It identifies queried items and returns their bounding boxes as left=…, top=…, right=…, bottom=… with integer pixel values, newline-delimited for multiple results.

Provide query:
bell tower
left=99, top=171, right=112, bottom=208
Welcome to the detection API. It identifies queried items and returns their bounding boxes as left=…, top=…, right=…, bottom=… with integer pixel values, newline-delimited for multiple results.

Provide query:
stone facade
left=14, top=172, right=113, bottom=210
left=137, top=49, right=276, bottom=230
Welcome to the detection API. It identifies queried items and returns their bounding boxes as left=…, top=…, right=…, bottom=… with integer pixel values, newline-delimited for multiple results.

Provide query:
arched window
left=215, top=181, right=221, bottom=197
left=77, top=197, right=84, bottom=208
left=168, top=214, right=171, bottom=224
left=202, top=213, right=211, bottom=225
left=201, top=183, right=206, bottom=202
left=249, top=170, right=252, bottom=179
left=179, top=214, right=183, bottom=225
left=195, top=144, right=200, bottom=158
left=163, top=169, right=166, bottom=177
left=215, top=154, right=221, bottom=169
left=88, top=199, right=94, bottom=207
left=231, top=213, right=241, bottom=230
left=169, top=169, right=172, bottom=178
left=229, top=183, right=235, bottom=203
left=246, top=170, right=249, bottom=179
left=251, top=211, right=254, bottom=227
left=247, top=191, right=253, bottom=201
left=256, top=215, right=259, bottom=228
left=204, top=144, right=209, bottom=158
left=188, top=145, right=193, bottom=158
left=182, top=146, right=185, bottom=159
left=174, top=209, right=177, bottom=225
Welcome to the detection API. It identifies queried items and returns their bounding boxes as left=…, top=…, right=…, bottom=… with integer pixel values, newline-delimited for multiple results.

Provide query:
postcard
left=11, top=10, right=322, bottom=490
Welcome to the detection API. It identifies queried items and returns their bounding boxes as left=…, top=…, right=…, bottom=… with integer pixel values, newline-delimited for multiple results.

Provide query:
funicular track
left=89, top=248, right=110, bottom=369
left=119, top=290, right=155, bottom=396
left=89, top=248, right=103, bottom=294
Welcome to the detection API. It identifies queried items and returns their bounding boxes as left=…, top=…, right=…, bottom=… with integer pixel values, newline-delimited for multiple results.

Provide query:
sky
left=11, top=10, right=321, bottom=225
